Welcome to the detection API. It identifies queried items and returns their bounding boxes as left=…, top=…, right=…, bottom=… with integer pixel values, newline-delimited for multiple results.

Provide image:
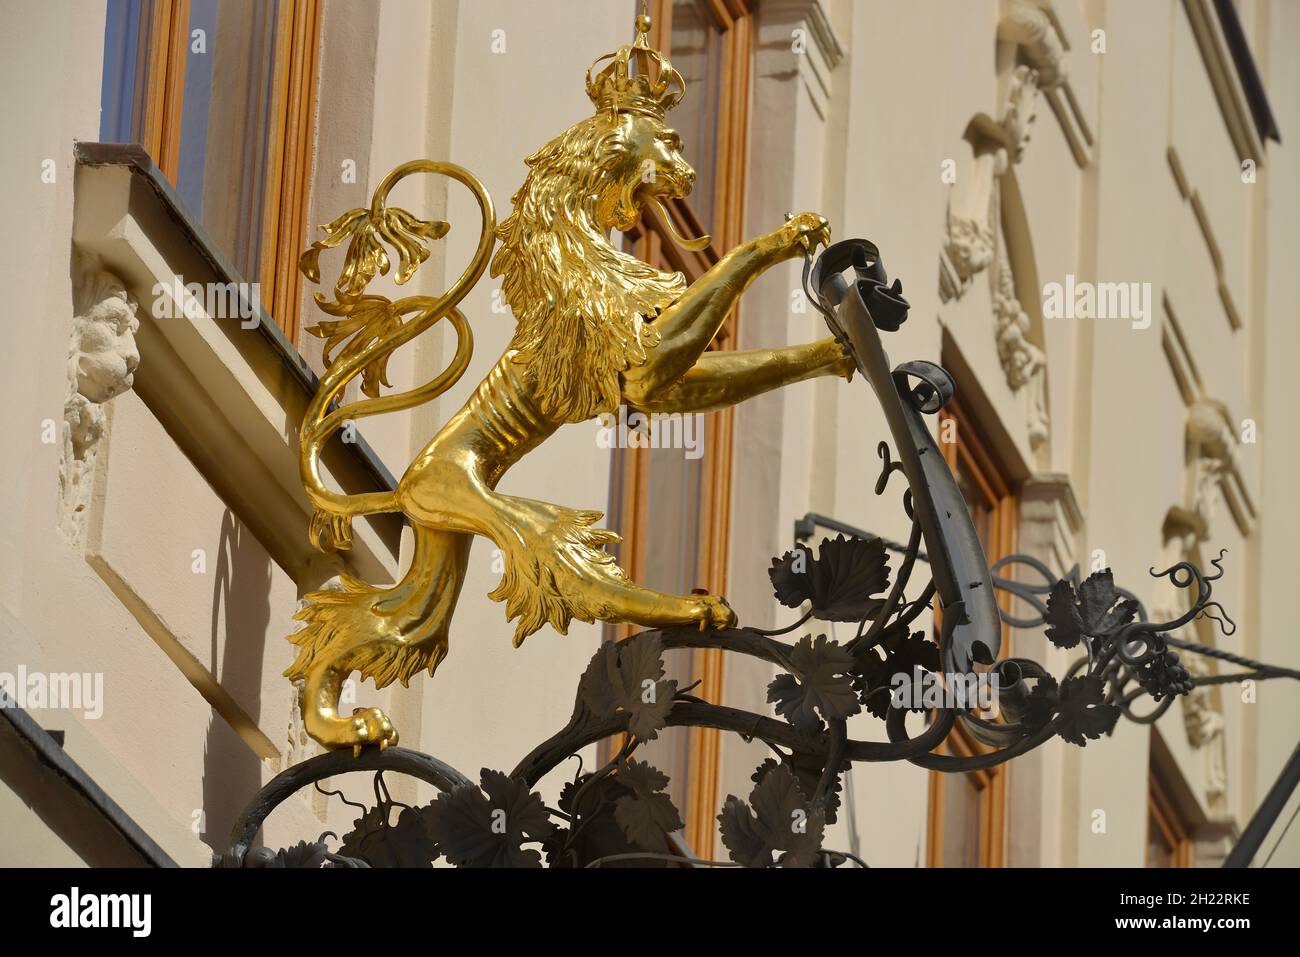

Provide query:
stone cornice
left=763, top=0, right=843, bottom=71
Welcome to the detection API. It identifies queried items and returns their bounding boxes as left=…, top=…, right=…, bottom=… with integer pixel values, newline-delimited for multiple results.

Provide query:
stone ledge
left=71, top=142, right=401, bottom=585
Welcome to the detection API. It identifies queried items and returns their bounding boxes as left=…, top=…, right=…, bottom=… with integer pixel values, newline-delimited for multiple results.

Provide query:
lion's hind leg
left=482, top=493, right=737, bottom=645
left=286, top=527, right=470, bottom=753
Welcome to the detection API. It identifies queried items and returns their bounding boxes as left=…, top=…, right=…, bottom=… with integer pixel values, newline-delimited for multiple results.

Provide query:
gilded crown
left=586, top=13, right=684, bottom=119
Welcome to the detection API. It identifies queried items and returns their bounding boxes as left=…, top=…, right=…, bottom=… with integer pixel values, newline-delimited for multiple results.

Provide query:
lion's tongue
left=645, top=193, right=711, bottom=252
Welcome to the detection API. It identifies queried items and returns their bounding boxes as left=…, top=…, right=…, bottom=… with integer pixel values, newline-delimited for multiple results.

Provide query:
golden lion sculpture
left=287, top=14, right=852, bottom=752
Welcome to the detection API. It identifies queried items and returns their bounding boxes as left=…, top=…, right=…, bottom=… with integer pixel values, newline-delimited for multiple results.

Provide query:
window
left=99, top=0, right=322, bottom=340
left=602, top=0, right=754, bottom=860
left=926, top=400, right=1015, bottom=867
left=930, top=735, right=1006, bottom=868
left=1147, top=762, right=1194, bottom=867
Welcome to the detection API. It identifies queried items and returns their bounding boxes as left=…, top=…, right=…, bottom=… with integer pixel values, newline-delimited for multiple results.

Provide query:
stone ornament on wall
left=992, top=255, right=1049, bottom=449
left=939, top=65, right=1039, bottom=303
left=997, top=0, right=1092, bottom=165
left=937, top=1, right=1096, bottom=463
left=940, top=62, right=1051, bottom=459
left=1151, top=397, right=1238, bottom=806
left=59, top=257, right=140, bottom=545
left=997, top=0, right=1068, bottom=92
left=1185, top=398, right=1237, bottom=527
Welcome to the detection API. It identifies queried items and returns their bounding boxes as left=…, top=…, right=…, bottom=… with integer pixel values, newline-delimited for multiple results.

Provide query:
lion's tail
left=298, top=301, right=475, bottom=552
left=297, top=161, right=496, bottom=552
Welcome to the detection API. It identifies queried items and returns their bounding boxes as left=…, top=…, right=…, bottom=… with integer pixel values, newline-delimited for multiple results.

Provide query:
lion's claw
left=692, top=594, right=737, bottom=631
left=346, top=706, right=398, bottom=756
left=781, top=212, right=831, bottom=257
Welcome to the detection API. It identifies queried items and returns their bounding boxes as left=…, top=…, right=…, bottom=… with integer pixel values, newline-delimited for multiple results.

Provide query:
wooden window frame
left=602, top=0, right=754, bottom=860
left=1147, top=764, right=1195, bottom=867
left=926, top=728, right=1008, bottom=868
left=138, top=0, right=190, bottom=182
left=117, top=0, right=321, bottom=341
left=926, top=400, right=1016, bottom=868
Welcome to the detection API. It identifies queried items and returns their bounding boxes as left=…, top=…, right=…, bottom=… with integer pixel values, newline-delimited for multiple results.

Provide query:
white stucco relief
left=1152, top=398, right=1238, bottom=806
left=940, top=0, right=1088, bottom=460
left=59, top=258, right=140, bottom=545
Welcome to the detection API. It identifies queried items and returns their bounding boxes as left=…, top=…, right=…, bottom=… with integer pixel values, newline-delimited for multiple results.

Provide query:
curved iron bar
left=888, top=710, right=1061, bottom=773
left=221, top=746, right=472, bottom=866
left=749, top=609, right=815, bottom=637
left=1109, top=558, right=1232, bottom=667
left=809, top=239, right=1002, bottom=675
left=990, top=552, right=1065, bottom=628
left=815, top=719, right=848, bottom=810
left=1163, top=636, right=1300, bottom=681
left=859, top=515, right=924, bottom=649
left=990, top=552, right=1146, bottom=629
left=511, top=688, right=961, bottom=789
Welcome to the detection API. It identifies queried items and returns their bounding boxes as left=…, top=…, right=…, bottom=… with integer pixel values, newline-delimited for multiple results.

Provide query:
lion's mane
left=490, top=113, right=686, bottom=424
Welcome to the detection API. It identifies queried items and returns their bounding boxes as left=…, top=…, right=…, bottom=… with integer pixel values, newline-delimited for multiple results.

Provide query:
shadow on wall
left=201, top=509, right=272, bottom=852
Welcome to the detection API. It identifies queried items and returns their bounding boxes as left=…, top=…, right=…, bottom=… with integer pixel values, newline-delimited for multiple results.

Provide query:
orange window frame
left=1147, top=765, right=1194, bottom=867
left=927, top=730, right=1008, bottom=868
left=602, top=0, right=754, bottom=860
left=130, top=0, right=321, bottom=341
left=926, top=401, right=1016, bottom=867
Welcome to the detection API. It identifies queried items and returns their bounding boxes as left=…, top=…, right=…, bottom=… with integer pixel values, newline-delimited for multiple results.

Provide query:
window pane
left=175, top=0, right=218, bottom=218
left=669, top=0, right=722, bottom=226
left=941, top=773, right=984, bottom=867
left=100, top=0, right=148, bottom=143
left=634, top=442, right=705, bottom=823
left=955, top=455, right=994, bottom=555
left=1147, top=811, right=1175, bottom=867
left=98, top=0, right=284, bottom=281
left=176, top=0, right=281, bottom=281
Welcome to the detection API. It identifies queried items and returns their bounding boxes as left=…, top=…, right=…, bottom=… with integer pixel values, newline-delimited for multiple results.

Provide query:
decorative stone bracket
left=938, top=1, right=1095, bottom=464
left=59, top=255, right=140, bottom=546
left=1152, top=397, right=1242, bottom=808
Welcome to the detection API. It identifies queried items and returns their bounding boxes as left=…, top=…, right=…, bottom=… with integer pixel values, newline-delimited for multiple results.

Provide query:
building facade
left=1, top=0, right=1297, bottom=867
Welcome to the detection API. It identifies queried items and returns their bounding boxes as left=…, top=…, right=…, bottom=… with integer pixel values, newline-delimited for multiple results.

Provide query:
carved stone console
left=59, top=256, right=140, bottom=546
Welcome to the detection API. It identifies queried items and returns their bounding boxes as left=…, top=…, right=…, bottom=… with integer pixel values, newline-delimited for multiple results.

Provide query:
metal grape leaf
left=768, top=634, right=861, bottom=733
left=752, top=755, right=841, bottom=825
left=718, top=763, right=825, bottom=868
left=1021, top=675, right=1060, bottom=730
left=1044, top=569, right=1139, bottom=650
left=769, top=534, right=890, bottom=622
left=338, top=803, right=439, bottom=868
left=577, top=633, right=677, bottom=741
left=540, top=828, right=574, bottom=868
left=852, top=632, right=940, bottom=718
left=1054, top=675, right=1121, bottom=747
left=426, top=768, right=555, bottom=867
left=547, top=771, right=671, bottom=868
left=613, top=759, right=684, bottom=849
left=557, top=772, right=622, bottom=819
left=256, top=840, right=332, bottom=868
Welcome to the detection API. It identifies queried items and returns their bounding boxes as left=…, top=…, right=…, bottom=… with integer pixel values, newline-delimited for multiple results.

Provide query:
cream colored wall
left=1, top=0, right=1296, bottom=868
left=721, top=0, right=1299, bottom=867
left=1246, top=0, right=1300, bottom=862
left=0, top=2, right=284, bottom=865
left=1, top=0, right=418, bottom=864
